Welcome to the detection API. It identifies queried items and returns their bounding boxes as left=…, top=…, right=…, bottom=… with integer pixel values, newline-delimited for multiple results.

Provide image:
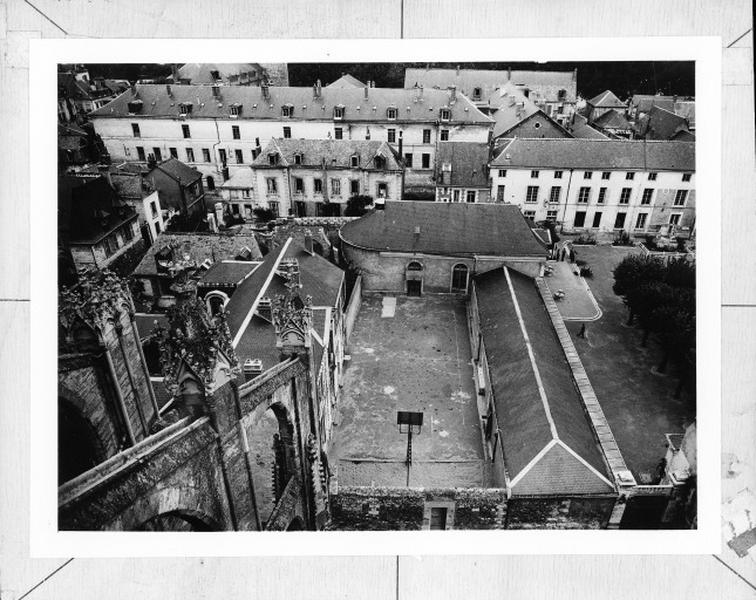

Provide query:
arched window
left=407, top=261, right=423, bottom=271
left=205, top=291, right=230, bottom=317
left=451, top=264, right=469, bottom=293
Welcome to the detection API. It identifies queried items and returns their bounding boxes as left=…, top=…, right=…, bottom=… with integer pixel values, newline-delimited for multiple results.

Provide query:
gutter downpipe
left=103, top=346, right=137, bottom=446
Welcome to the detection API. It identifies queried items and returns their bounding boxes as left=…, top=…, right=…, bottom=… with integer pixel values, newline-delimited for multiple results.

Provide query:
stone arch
left=405, top=260, right=424, bottom=296
left=119, top=485, right=224, bottom=531
left=58, top=395, right=107, bottom=484
left=407, top=260, right=423, bottom=271
left=205, top=290, right=230, bottom=317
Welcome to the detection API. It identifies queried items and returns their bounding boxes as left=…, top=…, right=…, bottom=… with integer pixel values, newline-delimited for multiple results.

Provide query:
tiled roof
left=475, top=267, right=613, bottom=495
left=252, top=138, right=403, bottom=171
left=340, top=201, right=547, bottom=258
left=326, top=74, right=365, bottom=88
left=568, top=113, right=608, bottom=139
left=89, top=84, right=493, bottom=125
left=435, top=142, right=491, bottom=188
left=149, top=157, right=203, bottom=185
left=58, top=176, right=138, bottom=244
left=198, top=260, right=260, bottom=287
left=109, top=172, right=153, bottom=199
left=491, top=138, right=695, bottom=171
left=588, top=90, right=625, bottom=108
left=176, top=63, right=263, bottom=85
left=592, top=108, right=631, bottom=131
left=404, top=68, right=577, bottom=103
left=133, top=231, right=262, bottom=276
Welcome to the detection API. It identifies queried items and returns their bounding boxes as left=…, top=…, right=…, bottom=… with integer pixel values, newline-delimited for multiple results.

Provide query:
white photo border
left=30, top=37, right=721, bottom=557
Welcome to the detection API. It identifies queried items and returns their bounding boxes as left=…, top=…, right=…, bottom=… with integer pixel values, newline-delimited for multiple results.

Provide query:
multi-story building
left=489, top=138, right=695, bottom=235
left=404, top=66, right=578, bottom=124
left=88, top=81, right=492, bottom=194
left=222, top=138, right=404, bottom=218
left=489, top=83, right=572, bottom=141
left=106, top=169, right=165, bottom=243
left=434, top=142, right=492, bottom=203
left=145, top=157, right=206, bottom=219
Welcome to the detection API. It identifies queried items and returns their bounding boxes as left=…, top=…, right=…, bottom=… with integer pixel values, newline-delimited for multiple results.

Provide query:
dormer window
left=439, top=107, right=451, bottom=121
left=386, top=107, right=398, bottom=120
left=281, top=103, right=294, bottom=118
left=374, top=155, right=386, bottom=170
left=294, top=153, right=303, bottom=165
left=333, top=105, right=345, bottom=120
left=127, top=100, right=143, bottom=114
left=229, top=103, right=243, bottom=116
left=350, top=154, right=360, bottom=168
left=268, top=152, right=279, bottom=166
left=210, top=70, right=221, bottom=81
left=472, top=87, right=482, bottom=100
left=178, top=102, right=193, bottom=116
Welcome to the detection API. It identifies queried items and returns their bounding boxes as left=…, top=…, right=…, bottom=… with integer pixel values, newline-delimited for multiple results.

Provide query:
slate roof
left=587, top=90, right=626, bottom=108
left=58, top=176, right=138, bottom=244
left=109, top=172, right=154, bottom=199
left=435, top=142, right=491, bottom=188
left=340, top=201, right=547, bottom=258
left=568, top=113, right=608, bottom=139
left=629, top=94, right=676, bottom=114
left=491, top=138, right=695, bottom=171
left=148, top=157, right=203, bottom=186
left=176, top=63, right=263, bottom=85
left=475, top=267, right=614, bottom=495
left=489, top=83, right=543, bottom=137
left=252, top=139, right=403, bottom=171
left=89, top=84, right=493, bottom=125
left=326, top=74, right=366, bottom=88
left=638, top=105, right=693, bottom=141
left=404, top=68, right=577, bottom=103
left=592, top=108, right=632, bottom=131
left=198, top=260, right=260, bottom=287
left=133, top=232, right=262, bottom=276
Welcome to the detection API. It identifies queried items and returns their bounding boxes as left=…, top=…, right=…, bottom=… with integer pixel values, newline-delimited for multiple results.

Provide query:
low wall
left=344, top=275, right=362, bottom=343
left=506, top=496, right=617, bottom=529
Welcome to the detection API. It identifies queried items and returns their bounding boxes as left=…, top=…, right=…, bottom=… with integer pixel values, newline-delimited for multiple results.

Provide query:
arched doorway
left=406, top=261, right=423, bottom=296
left=451, top=264, right=469, bottom=293
left=137, top=510, right=218, bottom=531
left=58, top=398, right=105, bottom=484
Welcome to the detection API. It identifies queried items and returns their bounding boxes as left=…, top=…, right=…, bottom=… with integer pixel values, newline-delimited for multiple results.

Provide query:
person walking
left=577, top=323, right=587, bottom=338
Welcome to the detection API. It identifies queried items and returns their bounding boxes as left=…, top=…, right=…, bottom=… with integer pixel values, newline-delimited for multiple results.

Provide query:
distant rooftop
left=435, top=142, right=491, bottom=188
left=326, top=73, right=366, bottom=88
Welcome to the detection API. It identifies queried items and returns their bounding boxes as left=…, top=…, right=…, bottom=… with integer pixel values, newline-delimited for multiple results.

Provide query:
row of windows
left=438, top=189, right=478, bottom=203
left=498, top=168, right=692, bottom=182
left=101, top=222, right=136, bottom=258
left=265, top=176, right=391, bottom=198
left=523, top=185, right=689, bottom=206
left=523, top=209, right=684, bottom=230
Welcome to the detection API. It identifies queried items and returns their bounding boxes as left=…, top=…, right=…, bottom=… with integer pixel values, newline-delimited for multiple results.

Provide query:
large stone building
left=221, top=138, right=404, bottom=218
left=339, top=201, right=548, bottom=295
left=434, top=142, right=492, bottom=203
left=489, top=138, right=696, bottom=235
left=88, top=82, right=492, bottom=194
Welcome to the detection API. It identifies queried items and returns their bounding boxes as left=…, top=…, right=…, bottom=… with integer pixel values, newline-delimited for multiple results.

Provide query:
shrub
left=579, top=265, right=593, bottom=278
left=574, top=234, right=597, bottom=245
left=252, top=207, right=275, bottom=223
left=612, top=231, right=633, bottom=246
left=345, top=195, right=374, bottom=217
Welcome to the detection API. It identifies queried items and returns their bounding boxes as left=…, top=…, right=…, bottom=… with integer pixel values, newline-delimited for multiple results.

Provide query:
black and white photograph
left=55, top=58, right=700, bottom=533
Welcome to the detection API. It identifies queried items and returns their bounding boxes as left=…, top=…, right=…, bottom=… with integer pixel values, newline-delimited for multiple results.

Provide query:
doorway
left=407, top=280, right=422, bottom=297
left=451, top=264, right=469, bottom=293
left=429, top=507, right=448, bottom=530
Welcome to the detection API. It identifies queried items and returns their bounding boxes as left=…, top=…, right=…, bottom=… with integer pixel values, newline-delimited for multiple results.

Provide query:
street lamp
left=397, top=411, right=423, bottom=487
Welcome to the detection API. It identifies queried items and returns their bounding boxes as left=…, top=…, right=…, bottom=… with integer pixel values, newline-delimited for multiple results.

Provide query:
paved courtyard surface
left=332, top=295, right=485, bottom=488
left=543, top=260, right=602, bottom=321
left=563, top=245, right=696, bottom=482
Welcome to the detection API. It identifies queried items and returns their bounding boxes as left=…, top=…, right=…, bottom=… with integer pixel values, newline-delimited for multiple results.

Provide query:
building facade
left=489, top=138, right=696, bottom=235
left=88, top=82, right=492, bottom=194
left=434, top=142, right=492, bottom=203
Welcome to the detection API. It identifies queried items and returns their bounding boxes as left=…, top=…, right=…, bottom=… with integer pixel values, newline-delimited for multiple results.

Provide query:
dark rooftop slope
left=340, top=201, right=547, bottom=258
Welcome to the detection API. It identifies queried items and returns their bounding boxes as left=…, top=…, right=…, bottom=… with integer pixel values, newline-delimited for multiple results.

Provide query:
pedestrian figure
left=578, top=323, right=586, bottom=338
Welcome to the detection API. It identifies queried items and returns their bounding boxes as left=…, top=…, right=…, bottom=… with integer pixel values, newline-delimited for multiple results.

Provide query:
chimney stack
left=304, top=229, right=314, bottom=255
left=261, top=81, right=269, bottom=99
left=171, top=63, right=179, bottom=82
left=572, top=68, right=577, bottom=81
left=166, top=83, right=172, bottom=97
left=364, top=85, right=369, bottom=100
left=456, top=65, right=460, bottom=76
left=130, top=81, right=137, bottom=96
left=316, top=79, right=322, bottom=97
left=507, top=67, right=512, bottom=81
left=398, top=130, right=403, bottom=157
left=449, top=85, right=457, bottom=104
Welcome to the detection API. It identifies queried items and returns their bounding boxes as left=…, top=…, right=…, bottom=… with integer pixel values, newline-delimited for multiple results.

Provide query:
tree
left=612, top=254, right=666, bottom=324
left=252, top=207, right=275, bottom=223
left=628, top=280, right=676, bottom=346
left=664, top=256, right=695, bottom=289
left=344, top=195, right=374, bottom=217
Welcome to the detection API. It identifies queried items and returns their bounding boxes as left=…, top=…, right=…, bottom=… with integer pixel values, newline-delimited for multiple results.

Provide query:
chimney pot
left=364, top=85, right=369, bottom=100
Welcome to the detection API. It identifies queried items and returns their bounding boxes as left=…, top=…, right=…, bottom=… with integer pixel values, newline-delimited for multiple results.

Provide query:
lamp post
left=397, top=411, right=423, bottom=487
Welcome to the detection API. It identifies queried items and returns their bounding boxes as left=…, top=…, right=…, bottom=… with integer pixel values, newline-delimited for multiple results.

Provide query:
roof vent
left=414, top=226, right=421, bottom=235
left=243, top=358, right=263, bottom=381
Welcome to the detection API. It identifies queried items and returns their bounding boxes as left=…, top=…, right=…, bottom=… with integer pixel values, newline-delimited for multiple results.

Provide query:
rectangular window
left=235, top=149, right=244, bottom=164
left=554, top=170, right=563, bottom=179
left=641, top=188, right=653, bottom=205
left=314, top=178, right=323, bottom=194
left=619, top=188, right=632, bottom=204
left=242, top=188, right=251, bottom=199
left=377, top=182, right=389, bottom=198
left=614, top=212, right=627, bottom=229
left=601, top=171, right=611, bottom=180
left=421, top=153, right=431, bottom=169
left=597, top=187, right=607, bottom=204
left=546, top=210, right=558, bottom=221
left=268, top=201, right=280, bottom=217
left=583, top=171, right=593, bottom=179
left=184, top=148, right=193, bottom=162
left=440, top=129, right=449, bottom=141
left=669, top=213, right=682, bottom=225
left=526, top=185, right=539, bottom=203
left=531, top=170, right=539, bottom=178
left=439, top=108, right=451, bottom=121
left=635, top=213, right=648, bottom=229
left=131, top=123, right=140, bottom=137
left=466, top=190, right=476, bottom=203
left=283, top=126, right=291, bottom=139
left=152, top=147, right=162, bottom=162
left=136, top=146, right=146, bottom=161
left=578, top=186, right=590, bottom=203
left=523, top=210, right=536, bottom=220
left=574, top=211, right=586, bottom=227
left=169, top=147, right=178, bottom=159
left=648, top=172, right=658, bottom=181
left=202, top=148, right=211, bottom=163
left=331, top=178, right=341, bottom=196
left=549, top=186, right=561, bottom=203
left=334, top=127, right=343, bottom=140
left=333, top=106, right=345, bottom=119
left=404, top=153, right=413, bottom=168
left=592, top=211, right=602, bottom=228
left=682, top=173, right=692, bottom=182
left=387, top=128, right=396, bottom=143
left=674, top=189, right=688, bottom=206
left=626, top=172, right=635, bottom=180
left=232, top=125, right=240, bottom=140
left=294, top=153, right=302, bottom=165
left=423, top=129, right=431, bottom=144
left=295, top=177, right=304, bottom=194
left=350, top=180, right=359, bottom=195
left=182, top=124, right=191, bottom=139
left=150, top=201, right=158, bottom=218
left=387, top=107, right=397, bottom=120
left=122, top=223, right=134, bottom=242
left=498, top=169, right=507, bottom=177
left=266, top=178, right=277, bottom=194
left=496, top=185, right=505, bottom=202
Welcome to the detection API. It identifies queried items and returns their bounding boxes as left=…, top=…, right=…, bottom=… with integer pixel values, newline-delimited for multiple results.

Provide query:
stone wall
left=344, top=275, right=362, bottom=343
left=506, top=496, right=616, bottom=529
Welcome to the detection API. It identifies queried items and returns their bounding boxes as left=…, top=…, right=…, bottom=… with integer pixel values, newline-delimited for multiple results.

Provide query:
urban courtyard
left=332, top=295, right=486, bottom=489
left=560, top=244, right=696, bottom=482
